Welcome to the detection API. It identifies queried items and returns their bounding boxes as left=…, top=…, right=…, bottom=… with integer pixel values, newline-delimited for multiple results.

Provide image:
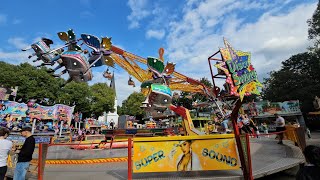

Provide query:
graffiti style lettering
left=226, top=60, right=249, bottom=73
left=135, top=150, right=165, bottom=170
left=235, top=71, right=258, bottom=86
left=202, top=148, right=237, bottom=167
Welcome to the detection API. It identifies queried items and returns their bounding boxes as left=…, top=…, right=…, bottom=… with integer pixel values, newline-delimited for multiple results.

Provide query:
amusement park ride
left=22, top=29, right=263, bottom=136
left=22, top=29, right=217, bottom=134
left=21, top=29, right=265, bottom=180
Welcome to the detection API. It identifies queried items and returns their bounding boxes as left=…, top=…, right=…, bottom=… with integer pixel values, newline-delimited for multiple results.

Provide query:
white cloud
left=0, top=14, right=7, bottom=25
left=146, top=29, right=165, bottom=39
left=0, top=37, right=32, bottom=64
left=127, top=0, right=150, bottom=29
left=165, top=1, right=316, bottom=84
left=0, top=37, right=63, bottom=66
left=8, top=37, right=29, bottom=49
left=0, top=50, right=30, bottom=65
left=113, top=72, right=141, bottom=105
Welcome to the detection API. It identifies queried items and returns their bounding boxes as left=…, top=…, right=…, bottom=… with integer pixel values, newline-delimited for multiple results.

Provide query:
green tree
left=0, top=62, right=64, bottom=102
left=172, top=77, right=213, bottom=109
left=0, top=61, right=117, bottom=118
left=121, top=92, right=145, bottom=119
left=263, top=3, right=320, bottom=113
left=90, top=83, right=115, bottom=116
left=192, top=77, right=213, bottom=102
left=308, top=0, right=320, bottom=48
left=117, top=105, right=124, bottom=115
left=56, top=82, right=91, bottom=117
left=172, top=91, right=193, bottom=109
left=262, top=51, right=320, bottom=113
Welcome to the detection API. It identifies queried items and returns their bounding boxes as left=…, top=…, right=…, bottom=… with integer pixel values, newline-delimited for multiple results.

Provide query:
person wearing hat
left=0, top=128, right=12, bottom=180
left=175, top=140, right=202, bottom=171
left=13, top=127, right=35, bottom=180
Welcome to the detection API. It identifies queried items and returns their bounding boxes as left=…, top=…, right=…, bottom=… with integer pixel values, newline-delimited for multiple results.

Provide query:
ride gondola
left=103, top=68, right=112, bottom=80
left=128, top=77, right=135, bottom=87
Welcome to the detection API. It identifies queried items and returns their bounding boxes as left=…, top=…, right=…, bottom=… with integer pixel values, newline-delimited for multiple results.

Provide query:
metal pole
left=230, top=99, right=251, bottom=180
left=38, top=143, right=43, bottom=180
left=59, top=121, right=63, bottom=137
left=32, top=119, right=36, bottom=134
left=207, top=50, right=220, bottom=97
left=128, top=138, right=132, bottom=180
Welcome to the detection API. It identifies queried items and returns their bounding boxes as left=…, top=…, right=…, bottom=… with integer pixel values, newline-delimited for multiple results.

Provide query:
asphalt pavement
left=258, top=131, right=320, bottom=180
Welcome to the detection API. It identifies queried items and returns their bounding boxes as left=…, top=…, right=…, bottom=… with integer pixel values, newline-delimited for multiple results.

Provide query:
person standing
left=0, top=128, right=13, bottom=180
left=221, top=107, right=232, bottom=133
left=275, top=113, right=286, bottom=144
left=13, top=127, right=35, bottom=180
left=262, top=123, right=269, bottom=137
left=110, top=120, right=114, bottom=130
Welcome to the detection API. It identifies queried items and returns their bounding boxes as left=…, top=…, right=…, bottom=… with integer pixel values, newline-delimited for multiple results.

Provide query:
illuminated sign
left=215, top=39, right=262, bottom=101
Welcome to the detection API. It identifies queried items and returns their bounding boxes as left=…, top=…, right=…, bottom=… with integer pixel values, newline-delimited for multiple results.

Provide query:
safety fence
left=245, top=125, right=306, bottom=151
left=6, top=126, right=305, bottom=180
left=127, top=134, right=249, bottom=180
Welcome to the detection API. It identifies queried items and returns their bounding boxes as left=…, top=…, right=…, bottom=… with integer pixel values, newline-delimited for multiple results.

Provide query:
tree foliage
left=308, top=0, right=320, bottom=48
left=172, top=77, right=213, bottom=109
left=263, top=4, right=320, bottom=113
left=117, top=105, right=124, bottom=115
left=0, top=61, right=116, bottom=118
left=172, top=91, right=193, bottom=109
left=90, top=83, right=115, bottom=116
left=262, top=51, right=320, bottom=112
left=193, top=77, right=213, bottom=102
left=0, top=62, right=64, bottom=102
left=119, top=92, right=145, bottom=119
left=56, top=82, right=91, bottom=116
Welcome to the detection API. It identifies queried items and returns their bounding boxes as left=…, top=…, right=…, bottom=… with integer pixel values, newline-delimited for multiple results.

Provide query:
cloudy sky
left=0, top=0, right=317, bottom=104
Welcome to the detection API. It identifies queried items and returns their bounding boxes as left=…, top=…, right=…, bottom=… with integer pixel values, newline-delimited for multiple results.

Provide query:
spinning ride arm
left=110, top=44, right=220, bottom=137
left=110, top=45, right=208, bottom=94
left=110, top=54, right=151, bottom=82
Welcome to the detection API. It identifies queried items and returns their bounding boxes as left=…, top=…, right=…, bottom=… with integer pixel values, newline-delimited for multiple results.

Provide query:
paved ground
left=250, top=131, right=320, bottom=180
left=257, top=131, right=320, bottom=180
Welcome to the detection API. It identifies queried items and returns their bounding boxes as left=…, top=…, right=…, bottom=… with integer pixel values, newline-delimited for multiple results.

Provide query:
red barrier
left=38, top=143, right=43, bottom=180
left=257, top=130, right=287, bottom=136
left=128, top=138, right=132, bottom=180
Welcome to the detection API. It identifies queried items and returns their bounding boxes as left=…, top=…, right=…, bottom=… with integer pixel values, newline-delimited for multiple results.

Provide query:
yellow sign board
left=133, top=135, right=239, bottom=173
